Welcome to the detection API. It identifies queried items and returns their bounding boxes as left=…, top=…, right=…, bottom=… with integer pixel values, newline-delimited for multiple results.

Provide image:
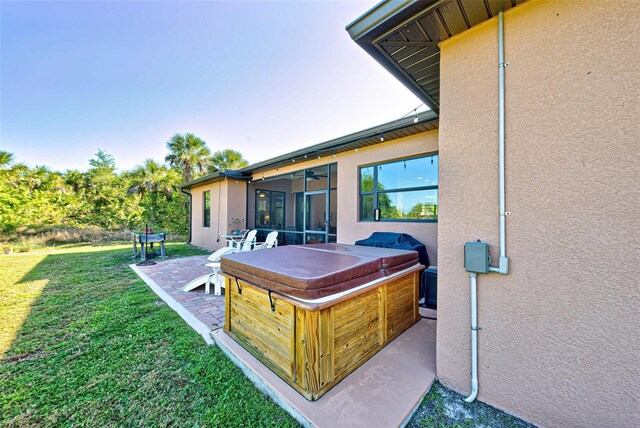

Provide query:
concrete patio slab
left=212, top=318, right=437, bottom=428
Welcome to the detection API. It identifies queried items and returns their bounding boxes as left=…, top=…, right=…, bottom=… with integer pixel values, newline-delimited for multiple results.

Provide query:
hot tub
left=220, top=244, right=424, bottom=400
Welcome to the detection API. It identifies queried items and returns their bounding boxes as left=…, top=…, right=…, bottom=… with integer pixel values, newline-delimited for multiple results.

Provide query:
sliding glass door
left=304, top=191, right=327, bottom=244
left=303, top=164, right=337, bottom=244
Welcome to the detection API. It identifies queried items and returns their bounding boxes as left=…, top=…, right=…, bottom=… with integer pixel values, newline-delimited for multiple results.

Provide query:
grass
left=0, top=243, right=299, bottom=427
left=408, top=381, right=533, bottom=428
left=0, top=226, right=187, bottom=255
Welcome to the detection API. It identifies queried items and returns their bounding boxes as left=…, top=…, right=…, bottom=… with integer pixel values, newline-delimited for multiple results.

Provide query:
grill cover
left=220, top=244, right=419, bottom=299
left=355, top=232, right=429, bottom=269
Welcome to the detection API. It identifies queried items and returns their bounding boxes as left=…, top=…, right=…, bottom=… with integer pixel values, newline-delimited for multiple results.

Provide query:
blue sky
left=1, top=1, right=423, bottom=172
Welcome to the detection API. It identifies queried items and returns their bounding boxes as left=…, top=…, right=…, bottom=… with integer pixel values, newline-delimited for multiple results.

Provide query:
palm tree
left=164, top=133, right=211, bottom=183
left=128, top=159, right=176, bottom=199
left=209, top=149, right=249, bottom=172
left=128, top=159, right=180, bottom=225
left=64, top=169, right=86, bottom=194
left=0, top=151, right=13, bottom=169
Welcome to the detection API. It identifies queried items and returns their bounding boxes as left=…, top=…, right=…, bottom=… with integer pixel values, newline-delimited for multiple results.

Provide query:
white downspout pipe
left=489, top=10, right=509, bottom=275
left=464, top=272, right=478, bottom=402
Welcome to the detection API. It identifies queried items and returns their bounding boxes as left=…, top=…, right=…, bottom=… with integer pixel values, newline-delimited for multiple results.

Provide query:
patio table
left=222, top=233, right=245, bottom=250
left=132, top=232, right=166, bottom=261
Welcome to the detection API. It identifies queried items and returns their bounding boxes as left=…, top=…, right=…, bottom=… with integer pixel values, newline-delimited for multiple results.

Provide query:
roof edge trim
left=346, top=0, right=414, bottom=40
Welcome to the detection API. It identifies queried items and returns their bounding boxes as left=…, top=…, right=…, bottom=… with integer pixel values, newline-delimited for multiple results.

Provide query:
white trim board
left=130, top=264, right=215, bottom=345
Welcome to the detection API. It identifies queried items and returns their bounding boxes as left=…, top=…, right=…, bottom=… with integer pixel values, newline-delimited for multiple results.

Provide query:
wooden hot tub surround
left=221, top=244, right=424, bottom=400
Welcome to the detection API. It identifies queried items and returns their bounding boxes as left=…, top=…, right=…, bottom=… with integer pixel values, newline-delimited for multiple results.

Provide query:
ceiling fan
left=305, top=170, right=328, bottom=181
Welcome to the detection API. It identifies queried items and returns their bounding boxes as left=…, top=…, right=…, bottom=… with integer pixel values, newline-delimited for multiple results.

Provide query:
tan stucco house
left=181, top=0, right=639, bottom=426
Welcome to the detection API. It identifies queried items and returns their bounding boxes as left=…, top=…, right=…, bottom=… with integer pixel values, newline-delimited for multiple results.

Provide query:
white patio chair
left=254, top=231, right=279, bottom=250
left=204, top=229, right=257, bottom=295
left=181, top=230, right=257, bottom=295
left=207, top=231, right=278, bottom=295
left=238, top=229, right=257, bottom=251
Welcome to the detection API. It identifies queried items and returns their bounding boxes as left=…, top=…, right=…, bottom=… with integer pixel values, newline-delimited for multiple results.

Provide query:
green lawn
left=0, top=243, right=299, bottom=427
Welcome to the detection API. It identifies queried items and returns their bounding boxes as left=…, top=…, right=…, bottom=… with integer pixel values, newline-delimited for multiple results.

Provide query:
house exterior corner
left=436, top=1, right=639, bottom=425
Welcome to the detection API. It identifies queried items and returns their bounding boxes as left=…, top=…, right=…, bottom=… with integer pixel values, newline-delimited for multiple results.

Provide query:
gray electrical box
left=464, top=241, right=490, bottom=274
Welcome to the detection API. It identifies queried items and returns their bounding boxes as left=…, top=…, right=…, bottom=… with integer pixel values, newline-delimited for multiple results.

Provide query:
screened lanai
left=246, top=163, right=337, bottom=245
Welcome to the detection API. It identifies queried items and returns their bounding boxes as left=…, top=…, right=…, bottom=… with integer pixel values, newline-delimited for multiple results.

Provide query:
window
left=359, top=154, right=438, bottom=222
left=203, top=191, right=211, bottom=227
left=255, top=190, right=285, bottom=230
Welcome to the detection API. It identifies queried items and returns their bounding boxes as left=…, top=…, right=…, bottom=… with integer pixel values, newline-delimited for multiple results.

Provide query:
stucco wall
left=225, top=180, right=247, bottom=236
left=437, top=1, right=640, bottom=426
left=190, top=180, right=247, bottom=250
left=337, top=130, right=439, bottom=265
left=191, top=182, right=222, bottom=249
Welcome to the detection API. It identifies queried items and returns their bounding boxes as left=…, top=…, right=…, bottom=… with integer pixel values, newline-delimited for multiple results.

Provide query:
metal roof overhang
left=238, top=111, right=439, bottom=176
left=180, top=111, right=439, bottom=189
left=180, top=170, right=247, bottom=190
left=346, top=0, right=527, bottom=115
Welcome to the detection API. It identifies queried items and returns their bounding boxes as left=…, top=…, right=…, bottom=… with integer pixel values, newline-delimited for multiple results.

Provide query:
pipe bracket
left=499, top=62, right=510, bottom=68
left=500, top=211, right=511, bottom=216
left=472, top=326, right=483, bottom=331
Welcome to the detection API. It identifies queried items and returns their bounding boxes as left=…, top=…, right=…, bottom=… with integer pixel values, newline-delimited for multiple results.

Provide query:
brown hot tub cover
left=220, top=243, right=419, bottom=299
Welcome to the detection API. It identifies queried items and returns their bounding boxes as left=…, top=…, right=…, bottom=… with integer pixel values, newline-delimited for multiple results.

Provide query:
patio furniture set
left=181, top=229, right=278, bottom=295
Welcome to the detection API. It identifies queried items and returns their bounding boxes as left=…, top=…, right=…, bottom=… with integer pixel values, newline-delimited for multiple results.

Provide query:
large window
left=359, top=154, right=438, bottom=222
left=203, top=190, right=211, bottom=227
left=255, top=190, right=285, bottom=230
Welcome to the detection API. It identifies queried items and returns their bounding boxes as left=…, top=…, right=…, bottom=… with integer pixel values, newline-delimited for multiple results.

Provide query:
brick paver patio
left=136, top=255, right=226, bottom=329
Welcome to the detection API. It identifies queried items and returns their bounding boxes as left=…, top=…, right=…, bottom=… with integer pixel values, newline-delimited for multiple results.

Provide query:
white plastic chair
left=181, top=230, right=257, bottom=295
left=238, top=230, right=257, bottom=251
left=255, top=231, right=278, bottom=250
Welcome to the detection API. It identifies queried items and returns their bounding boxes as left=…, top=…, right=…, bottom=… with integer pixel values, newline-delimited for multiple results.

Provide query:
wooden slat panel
left=230, top=299, right=291, bottom=349
left=230, top=302, right=292, bottom=359
left=334, top=318, right=380, bottom=357
left=234, top=282, right=294, bottom=322
left=224, top=277, right=231, bottom=331
left=230, top=314, right=293, bottom=377
left=295, top=310, right=322, bottom=392
left=318, top=308, right=334, bottom=389
left=230, top=315, right=291, bottom=369
left=387, top=280, right=414, bottom=297
left=387, top=302, right=416, bottom=341
left=385, top=272, right=419, bottom=343
left=334, top=290, right=378, bottom=321
left=334, top=297, right=379, bottom=326
left=378, top=285, right=387, bottom=346
left=335, top=327, right=380, bottom=374
left=229, top=290, right=293, bottom=333
left=227, top=282, right=295, bottom=379
left=388, top=299, right=414, bottom=320
left=334, top=306, right=379, bottom=339
left=295, top=308, right=304, bottom=387
left=387, top=288, right=414, bottom=310
left=387, top=289, right=413, bottom=306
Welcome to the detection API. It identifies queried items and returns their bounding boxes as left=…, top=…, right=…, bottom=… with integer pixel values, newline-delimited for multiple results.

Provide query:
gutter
left=181, top=169, right=249, bottom=191
left=345, top=0, right=414, bottom=40
left=180, top=187, right=192, bottom=244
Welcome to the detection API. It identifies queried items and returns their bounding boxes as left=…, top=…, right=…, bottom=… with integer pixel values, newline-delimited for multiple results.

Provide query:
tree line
left=0, top=133, right=248, bottom=237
